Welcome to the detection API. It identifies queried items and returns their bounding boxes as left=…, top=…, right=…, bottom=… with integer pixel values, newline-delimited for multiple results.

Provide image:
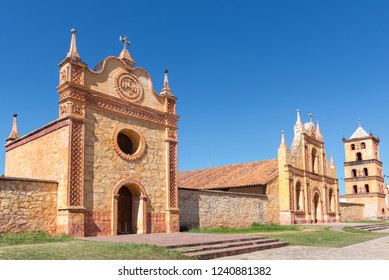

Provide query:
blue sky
left=0, top=0, right=389, bottom=194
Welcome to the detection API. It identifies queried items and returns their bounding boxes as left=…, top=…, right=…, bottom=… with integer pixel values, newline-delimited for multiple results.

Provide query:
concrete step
left=177, top=238, right=280, bottom=253
left=165, top=236, right=266, bottom=249
left=184, top=241, right=289, bottom=260
left=354, top=224, right=389, bottom=231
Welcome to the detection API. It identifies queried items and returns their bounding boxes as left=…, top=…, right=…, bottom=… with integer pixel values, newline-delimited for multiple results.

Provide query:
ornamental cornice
left=85, top=94, right=178, bottom=128
left=286, top=165, right=337, bottom=183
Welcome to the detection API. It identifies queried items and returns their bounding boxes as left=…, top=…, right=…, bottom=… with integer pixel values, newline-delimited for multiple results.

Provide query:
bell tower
left=342, top=121, right=389, bottom=219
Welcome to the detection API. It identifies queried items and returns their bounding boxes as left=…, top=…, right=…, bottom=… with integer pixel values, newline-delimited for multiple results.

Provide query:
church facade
left=2, top=30, right=179, bottom=237
left=179, top=111, right=341, bottom=226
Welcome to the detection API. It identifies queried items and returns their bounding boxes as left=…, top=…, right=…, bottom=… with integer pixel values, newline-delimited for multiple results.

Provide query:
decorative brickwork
left=59, top=90, right=86, bottom=102
left=71, top=65, right=83, bottom=84
left=167, top=99, right=176, bottom=114
left=147, top=213, right=167, bottom=233
left=168, top=128, right=177, bottom=140
left=69, top=121, right=84, bottom=206
left=84, top=211, right=111, bottom=236
left=169, top=142, right=178, bottom=208
left=60, top=68, right=67, bottom=84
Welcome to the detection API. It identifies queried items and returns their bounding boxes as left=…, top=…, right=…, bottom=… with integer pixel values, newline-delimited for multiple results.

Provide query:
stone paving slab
left=217, top=229, right=389, bottom=260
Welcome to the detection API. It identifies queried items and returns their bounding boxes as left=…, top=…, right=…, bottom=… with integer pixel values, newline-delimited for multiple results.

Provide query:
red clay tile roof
left=178, top=158, right=278, bottom=190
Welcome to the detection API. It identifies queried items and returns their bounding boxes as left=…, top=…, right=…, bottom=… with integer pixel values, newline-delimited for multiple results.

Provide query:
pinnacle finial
left=296, top=109, right=302, bottom=124
left=316, top=121, right=321, bottom=133
left=330, top=153, right=335, bottom=168
left=279, top=131, right=288, bottom=149
left=358, top=118, right=362, bottom=127
left=66, top=28, right=81, bottom=60
left=164, top=69, right=170, bottom=88
left=6, top=113, right=20, bottom=143
left=161, top=69, right=173, bottom=96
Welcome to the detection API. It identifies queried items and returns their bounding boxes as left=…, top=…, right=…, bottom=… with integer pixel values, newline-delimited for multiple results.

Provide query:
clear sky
left=0, top=0, right=389, bottom=194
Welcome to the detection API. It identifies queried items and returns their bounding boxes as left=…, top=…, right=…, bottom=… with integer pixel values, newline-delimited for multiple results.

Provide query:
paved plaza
left=218, top=224, right=389, bottom=260
left=83, top=223, right=389, bottom=260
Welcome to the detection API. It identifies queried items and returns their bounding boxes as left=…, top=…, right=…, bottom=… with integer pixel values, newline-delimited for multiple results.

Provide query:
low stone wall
left=0, top=177, right=58, bottom=234
left=340, top=202, right=364, bottom=222
left=178, top=189, right=266, bottom=230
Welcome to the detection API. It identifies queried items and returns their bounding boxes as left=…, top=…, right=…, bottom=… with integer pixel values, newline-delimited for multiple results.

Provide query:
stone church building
left=178, top=111, right=341, bottom=228
left=1, top=30, right=179, bottom=236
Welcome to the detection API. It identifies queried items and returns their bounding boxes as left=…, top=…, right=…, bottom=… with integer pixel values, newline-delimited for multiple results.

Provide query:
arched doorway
left=313, top=192, right=322, bottom=223
left=117, top=186, right=133, bottom=234
left=112, top=179, right=147, bottom=235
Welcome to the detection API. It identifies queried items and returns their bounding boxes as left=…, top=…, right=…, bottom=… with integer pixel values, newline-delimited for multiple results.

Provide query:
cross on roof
left=120, top=35, right=130, bottom=51
left=309, top=112, right=313, bottom=122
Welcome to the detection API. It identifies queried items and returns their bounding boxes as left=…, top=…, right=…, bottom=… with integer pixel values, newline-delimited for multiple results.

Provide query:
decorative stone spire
left=279, top=131, right=288, bottom=149
left=294, top=109, right=304, bottom=136
left=6, top=113, right=20, bottom=143
left=330, top=153, right=335, bottom=169
left=316, top=121, right=322, bottom=138
left=119, top=35, right=135, bottom=68
left=160, top=69, right=174, bottom=96
left=66, top=29, right=81, bottom=61
left=296, top=109, right=303, bottom=125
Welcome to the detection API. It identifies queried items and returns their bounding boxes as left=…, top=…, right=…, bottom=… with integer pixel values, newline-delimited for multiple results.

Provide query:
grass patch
left=0, top=240, right=189, bottom=260
left=0, top=231, right=72, bottom=246
left=187, top=223, right=301, bottom=234
left=261, top=226, right=389, bottom=247
left=0, top=232, right=189, bottom=260
left=188, top=224, right=389, bottom=248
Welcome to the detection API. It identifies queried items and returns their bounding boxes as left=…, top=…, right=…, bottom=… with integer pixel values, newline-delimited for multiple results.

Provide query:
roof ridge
left=179, top=158, right=278, bottom=174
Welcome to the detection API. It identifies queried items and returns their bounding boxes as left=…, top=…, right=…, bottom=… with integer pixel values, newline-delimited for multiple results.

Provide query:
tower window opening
left=353, top=185, right=358, bottom=194
left=363, top=168, right=368, bottom=177
left=356, top=152, right=362, bottom=161
left=361, top=142, right=366, bottom=149
left=351, top=144, right=355, bottom=150
left=352, top=169, right=357, bottom=178
left=365, top=184, right=370, bottom=193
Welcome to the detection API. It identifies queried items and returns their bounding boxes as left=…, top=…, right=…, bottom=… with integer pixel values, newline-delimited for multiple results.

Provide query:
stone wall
left=4, top=121, right=70, bottom=208
left=0, top=177, right=58, bottom=234
left=178, top=189, right=266, bottom=230
left=263, top=178, right=280, bottom=224
left=340, top=202, right=364, bottom=221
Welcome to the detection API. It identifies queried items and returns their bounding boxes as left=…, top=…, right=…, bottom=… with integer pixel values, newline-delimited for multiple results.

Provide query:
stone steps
left=354, top=224, right=389, bottom=231
left=170, top=236, right=288, bottom=260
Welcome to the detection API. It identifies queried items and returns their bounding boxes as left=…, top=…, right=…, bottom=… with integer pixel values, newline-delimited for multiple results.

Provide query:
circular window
left=112, top=126, right=145, bottom=161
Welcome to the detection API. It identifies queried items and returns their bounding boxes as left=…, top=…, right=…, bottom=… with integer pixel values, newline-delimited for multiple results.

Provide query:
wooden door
left=118, top=187, right=132, bottom=234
